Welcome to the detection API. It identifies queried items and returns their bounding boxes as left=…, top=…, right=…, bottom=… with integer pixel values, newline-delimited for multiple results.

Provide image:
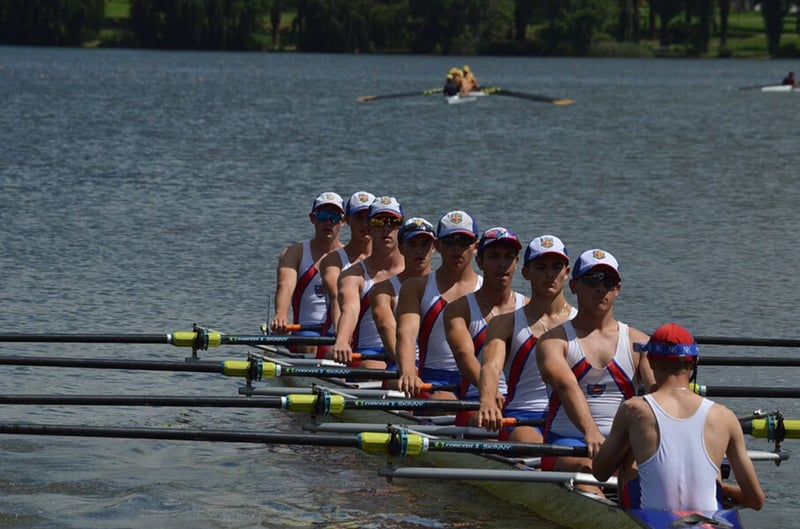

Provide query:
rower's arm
left=271, top=244, right=301, bottom=332
left=722, top=407, right=765, bottom=510
left=477, top=314, right=512, bottom=430
left=319, top=252, right=343, bottom=331
left=370, top=280, right=398, bottom=361
left=593, top=401, right=633, bottom=481
left=479, top=314, right=511, bottom=404
left=444, top=299, right=478, bottom=386
left=537, top=331, right=604, bottom=454
left=332, top=270, right=362, bottom=358
left=629, top=328, right=656, bottom=391
left=395, top=278, right=423, bottom=381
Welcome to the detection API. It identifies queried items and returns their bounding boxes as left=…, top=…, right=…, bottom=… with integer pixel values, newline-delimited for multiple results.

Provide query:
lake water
left=1, top=46, right=799, bottom=528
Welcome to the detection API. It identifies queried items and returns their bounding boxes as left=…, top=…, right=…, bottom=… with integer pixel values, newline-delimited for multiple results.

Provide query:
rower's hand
left=584, top=430, right=606, bottom=459
left=398, top=373, right=424, bottom=397
left=331, top=341, right=353, bottom=364
left=477, top=400, right=504, bottom=432
left=270, top=315, right=290, bottom=334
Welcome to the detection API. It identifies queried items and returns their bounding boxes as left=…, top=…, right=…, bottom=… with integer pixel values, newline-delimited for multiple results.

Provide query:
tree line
left=0, top=0, right=798, bottom=57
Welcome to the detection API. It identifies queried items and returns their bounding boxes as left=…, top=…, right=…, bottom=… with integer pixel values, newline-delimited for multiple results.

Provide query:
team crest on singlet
left=314, top=285, right=325, bottom=297
left=586, top=383, right=606, bottom=397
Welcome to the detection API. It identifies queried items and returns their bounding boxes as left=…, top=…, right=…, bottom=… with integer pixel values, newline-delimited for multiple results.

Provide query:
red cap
left=650, top=323, right=694, bottom=345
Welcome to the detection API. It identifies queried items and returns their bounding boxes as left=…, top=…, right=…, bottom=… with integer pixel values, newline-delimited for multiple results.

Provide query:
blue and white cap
left=369, top=196, right=403, bottom=219
left=437, top=210, right=478, bottom=238
left=478, top=227, right=522, bottom=253
left=345, top=191, right=376, bottom=216
left=311, top=192, right=344, bottom=213
left=399, top=217, right=436, bottom=242
left=524, top=235, right=568, bottom=264
left=572, top=249, right=620, bottom=279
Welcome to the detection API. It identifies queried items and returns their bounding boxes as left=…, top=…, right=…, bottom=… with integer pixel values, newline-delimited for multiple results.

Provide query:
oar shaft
left=695, top=336, right=800, bottom=348
left=0, top=332, right=335, bottom=347
left=0, top=423, right=361, bottom=447
left=694, top=384, right=800, bottom=398
left=0, top=334, right=170, bottom=344
left=0, top=356, right=221, bottom=372
left=0, top=395, right=286, bottom=407
left=699, top=356, right=800, bottom=367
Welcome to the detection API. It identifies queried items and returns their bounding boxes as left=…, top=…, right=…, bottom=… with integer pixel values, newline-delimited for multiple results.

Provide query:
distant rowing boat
left=760, top=85, right=800, bottom=92
left=445, top=91, right=488, bottom=105
left=250, top=344, right=748, bottom=529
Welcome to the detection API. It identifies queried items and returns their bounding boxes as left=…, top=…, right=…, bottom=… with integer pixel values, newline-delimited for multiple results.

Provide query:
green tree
left=0, top=0, right=104, bottom=46
left=761, top=0, right=789, bottom=55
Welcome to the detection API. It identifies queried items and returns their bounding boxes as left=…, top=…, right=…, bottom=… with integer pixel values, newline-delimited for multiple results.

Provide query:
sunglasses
left=369, top=216, right=403, bottom=228
left=314, top=210, right=344, bottom=224
left=440, top=234, right=477, bottom=247
left=578, top=272, right=620, bottom=289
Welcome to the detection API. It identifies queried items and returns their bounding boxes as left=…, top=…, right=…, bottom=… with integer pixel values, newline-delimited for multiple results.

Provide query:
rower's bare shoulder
left=627, top=325, right=650, bottom=345
left=318, top=250, right=342, bottom=271
left=277, top=242, right=303, bottom=268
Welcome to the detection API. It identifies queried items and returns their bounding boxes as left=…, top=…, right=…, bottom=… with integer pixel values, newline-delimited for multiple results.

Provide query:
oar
left=304, top=417, right=545, bottom=438
left=692, top=383, right=800, bottom=400
left=357, top=88, right=442, bottom=103
left=0, top=422, right=586, bottom=458
left=239, top=381, right=454, bottom=399
left=0, top=393, right=480, bottom=415
left=0, top=355, right=399, bottom=384
left=699, top=356, right=800, bottom=367
left=481, top=86, right=573, bottom=105
left=379, top=466, right=611, bottom=487
left=695, top=336, right=800, bottom=347
left=0, top=330, right=334, bottom=349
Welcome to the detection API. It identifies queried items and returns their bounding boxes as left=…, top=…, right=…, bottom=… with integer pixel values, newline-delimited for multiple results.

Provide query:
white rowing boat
left=249, top=345, right=748, bottom=529
left=760, top=84, right=800, bottom=92
left=445, top=91, right=488, bottom=105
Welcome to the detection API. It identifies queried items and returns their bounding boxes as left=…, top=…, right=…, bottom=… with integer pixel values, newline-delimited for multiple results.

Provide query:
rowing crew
left=444, top=65, right=481, bottom=97
left=270, top=191, right=764, bottom=513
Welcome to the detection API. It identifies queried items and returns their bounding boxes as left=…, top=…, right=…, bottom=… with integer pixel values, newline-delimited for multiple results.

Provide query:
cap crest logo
left=592, top=250, right=606, bottom=260
left=380, top=196, right=391, bottom=205
left=450, top=213, right=463, bottom=224
left=358, top=193, right=369, bottom=203
left=541, top=237, right=554, bottom=249
left=414, top=218, right=424, bottom=227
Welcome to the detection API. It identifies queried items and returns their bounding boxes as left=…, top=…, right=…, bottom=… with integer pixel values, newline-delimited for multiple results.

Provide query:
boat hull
left=761, top=84, right=799, bottom=92
left=252, top=345, right=744, bottom=529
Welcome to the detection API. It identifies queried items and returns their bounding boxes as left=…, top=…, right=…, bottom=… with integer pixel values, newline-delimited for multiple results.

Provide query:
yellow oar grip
left=284, top=394, right=346, bottom=415
left=171, top=331, right=222, bottom=348
left=748, top=419, right=800, bottom=439
left=222, top=360, right=252, bottom=378
left=357, top=432, right=424, bottom=456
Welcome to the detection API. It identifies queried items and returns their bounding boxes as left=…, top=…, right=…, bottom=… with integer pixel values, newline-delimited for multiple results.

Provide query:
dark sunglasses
left=314, top=210, right=344, bottom=224
left=369, top=216, right=403, bottom=228
left=440, top=234, right=477, bottom=247
left=578, top=272, right=620, bottom=289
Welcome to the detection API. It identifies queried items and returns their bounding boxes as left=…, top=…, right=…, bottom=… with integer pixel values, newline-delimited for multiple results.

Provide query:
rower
left=443, top=68, right=462, bottom=97
left=594, top=323, right=765, bottom=512
left=461, top=65, right=480, bottom=93
left=316, top=190, right=375, bottom=357
left=477, top=235, right=575, bottom=442
left=445, top=227, right=526, bottom=426
left=370, top=217, right=436, bottom=369
left=396, top=210, right=482, bottom=400
left=270, top=192, right=345, bottom=354
left=535, top=249, right=655, bottom=492
left=782, top=71, right=796, bottom=86
left=330, top=197, right=405, bottom=369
